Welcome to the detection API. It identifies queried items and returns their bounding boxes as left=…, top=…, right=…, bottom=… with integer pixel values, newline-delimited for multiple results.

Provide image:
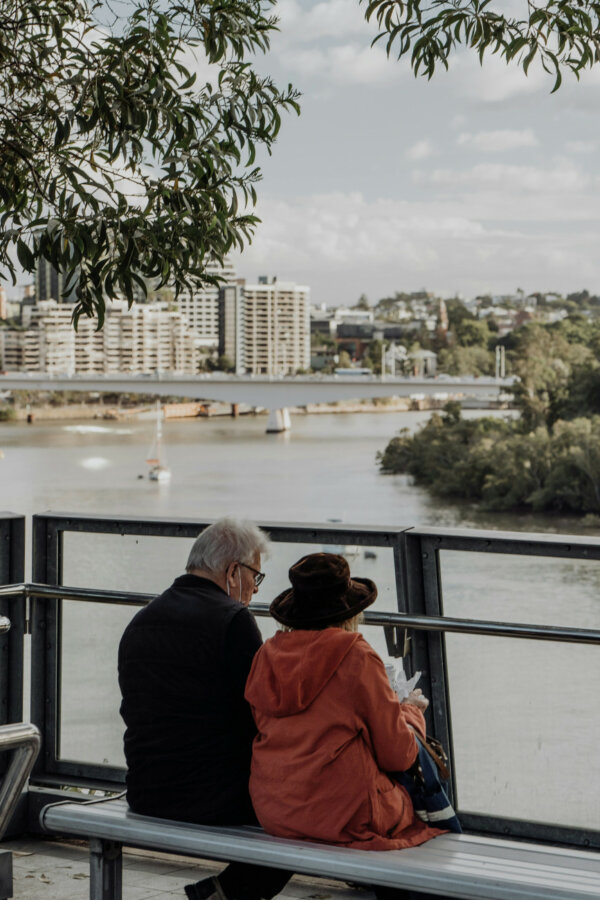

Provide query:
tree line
left=377, top=314, right=600, bottom=517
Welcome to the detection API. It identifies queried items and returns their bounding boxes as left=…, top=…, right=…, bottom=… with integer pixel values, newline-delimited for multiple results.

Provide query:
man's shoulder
left=125, top=574, right=244, bottom=632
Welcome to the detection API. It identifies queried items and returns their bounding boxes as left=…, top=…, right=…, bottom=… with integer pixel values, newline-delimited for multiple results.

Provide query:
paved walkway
left=5, top=836, right=377, bottom=900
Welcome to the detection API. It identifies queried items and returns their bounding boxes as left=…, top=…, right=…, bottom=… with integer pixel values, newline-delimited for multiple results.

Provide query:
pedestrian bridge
left=0, top=371, right=515, bottom=409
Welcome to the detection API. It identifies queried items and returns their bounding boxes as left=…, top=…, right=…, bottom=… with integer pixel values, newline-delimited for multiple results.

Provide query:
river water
left=1, top=409, right=599, bottom=833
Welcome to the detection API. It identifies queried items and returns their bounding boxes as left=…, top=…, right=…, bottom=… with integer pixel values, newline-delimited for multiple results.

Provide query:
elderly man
left=118, top=517, right=290, bottom=900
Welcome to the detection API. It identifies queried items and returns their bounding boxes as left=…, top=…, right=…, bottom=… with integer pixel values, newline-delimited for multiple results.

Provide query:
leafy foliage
left=0, top=0, right=300, bottom=326
left=377, top=402, right=600, bottom=514
left=510, top=319, right=599, bottom=428
left=437, top=343, right=494, bottom=375
left=363, top=0, right=600, bottom=91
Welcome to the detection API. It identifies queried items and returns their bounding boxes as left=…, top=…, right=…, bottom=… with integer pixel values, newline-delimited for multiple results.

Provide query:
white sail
left=146, top=401, right=171, bottom=482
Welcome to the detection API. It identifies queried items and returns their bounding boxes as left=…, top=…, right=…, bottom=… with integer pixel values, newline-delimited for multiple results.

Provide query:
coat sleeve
left=350, top=639, right=426, bottom=773
left=223, top=607, right=263, bottom=697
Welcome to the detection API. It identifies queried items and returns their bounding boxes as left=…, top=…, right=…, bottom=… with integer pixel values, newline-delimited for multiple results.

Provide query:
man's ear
left=226, top=562, right=238, bottom=587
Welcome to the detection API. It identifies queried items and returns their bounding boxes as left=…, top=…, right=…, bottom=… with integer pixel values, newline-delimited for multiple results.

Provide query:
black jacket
left=118, top=574, right=263, bottom=824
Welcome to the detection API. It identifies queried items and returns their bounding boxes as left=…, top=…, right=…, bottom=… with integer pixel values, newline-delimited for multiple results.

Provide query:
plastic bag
left=384, top=659, right=421, bottom=701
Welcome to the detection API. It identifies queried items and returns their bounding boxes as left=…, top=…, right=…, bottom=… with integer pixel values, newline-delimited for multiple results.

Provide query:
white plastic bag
left=385, top=659, right=421, bottom=701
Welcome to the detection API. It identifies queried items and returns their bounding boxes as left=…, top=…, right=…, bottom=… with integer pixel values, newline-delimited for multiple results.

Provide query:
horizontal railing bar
left=33, top=512, right=600, bottom=556
left=2, top=585, right=596, bottom=645
left=254, top=605, right=600, bottom=645
left=368, top=613, right=600, bottom=644
left=10, top=584, right=600, bottom=644
left=33, top=512, right=410, bottom=545
left=0, top=583, right=154, bottom=607
left=410, top=526, right=600, bottom=558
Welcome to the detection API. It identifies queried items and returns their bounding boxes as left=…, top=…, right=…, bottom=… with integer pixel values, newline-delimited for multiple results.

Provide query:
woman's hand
left=402, top=688, right=429, bottom=712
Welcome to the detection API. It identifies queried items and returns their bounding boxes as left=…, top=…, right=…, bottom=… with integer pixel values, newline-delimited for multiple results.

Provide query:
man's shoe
left=185, top=875, right=230, bottom=900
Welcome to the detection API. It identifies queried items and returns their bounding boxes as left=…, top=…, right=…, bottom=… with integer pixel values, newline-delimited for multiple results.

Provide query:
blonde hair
left=280, top=613, right=363, bottom=633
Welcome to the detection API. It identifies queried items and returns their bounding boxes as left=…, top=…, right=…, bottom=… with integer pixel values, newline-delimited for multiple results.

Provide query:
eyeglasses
left=238, top=562, right=266, bottom=588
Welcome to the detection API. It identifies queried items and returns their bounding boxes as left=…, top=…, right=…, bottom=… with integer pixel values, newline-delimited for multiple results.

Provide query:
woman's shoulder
left=345, top=633, right=386, bottom=669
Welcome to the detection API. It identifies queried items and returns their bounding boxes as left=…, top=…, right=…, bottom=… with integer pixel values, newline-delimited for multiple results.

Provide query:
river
left=1, top=409, right=598, bottom=833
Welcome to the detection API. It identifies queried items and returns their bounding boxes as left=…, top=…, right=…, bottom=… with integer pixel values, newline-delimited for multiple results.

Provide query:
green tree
left=363, top=0, right=600, bottom=91
left=0, top=0, right=300, bottom=326
left=445, top=298, right=476, bottom=332
left=437, top=345, right=494, bottom=376
left=511, top=321, right=595, bottom=428
left=454, top=318, right=491, bottom=349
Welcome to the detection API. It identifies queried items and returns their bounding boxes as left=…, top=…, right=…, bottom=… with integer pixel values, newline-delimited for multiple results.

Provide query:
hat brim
left=270, top=577, right=377, bottom=629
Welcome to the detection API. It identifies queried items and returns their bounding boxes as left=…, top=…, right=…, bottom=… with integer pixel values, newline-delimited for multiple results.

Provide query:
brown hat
left=270, top=552, right=377, bottom=629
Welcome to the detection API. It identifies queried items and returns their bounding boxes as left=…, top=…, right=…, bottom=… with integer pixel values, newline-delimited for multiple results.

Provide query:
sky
left=228, top=0, right=600, bottom=306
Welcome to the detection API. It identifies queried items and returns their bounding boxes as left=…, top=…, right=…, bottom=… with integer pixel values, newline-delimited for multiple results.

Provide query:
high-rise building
left=35, top=260, right=78, bottom=304
left=218, top=280, right=246, bottom=374
left=177, top=258, right=237, bottom=348
left=241, top=278, right=310, bottom=375
left=0, top=285, right=7, bottom=321
left=1, top=299, right=198, bottom=374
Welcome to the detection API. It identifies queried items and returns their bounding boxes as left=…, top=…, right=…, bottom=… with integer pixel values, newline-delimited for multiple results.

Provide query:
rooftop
left=6, top=835, right=376, bottom=900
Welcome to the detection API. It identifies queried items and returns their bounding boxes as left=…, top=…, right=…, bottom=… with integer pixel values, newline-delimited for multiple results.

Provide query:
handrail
left=2, top=583, right=599, bottom=645
left=0, top=723, right=41, bottom=840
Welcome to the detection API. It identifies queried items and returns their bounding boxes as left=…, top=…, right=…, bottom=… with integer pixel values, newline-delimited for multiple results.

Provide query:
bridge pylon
left=266, top=408, right=291, bottom=433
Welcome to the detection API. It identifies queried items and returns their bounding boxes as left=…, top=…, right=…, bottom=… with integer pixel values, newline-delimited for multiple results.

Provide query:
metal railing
left=0, top=723, right=40, bottom=841
left=0, top=511, right=599, bottom=849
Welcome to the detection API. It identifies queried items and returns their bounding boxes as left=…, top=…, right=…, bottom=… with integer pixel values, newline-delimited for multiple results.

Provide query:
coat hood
left=246, top=629, right=361, bottom=716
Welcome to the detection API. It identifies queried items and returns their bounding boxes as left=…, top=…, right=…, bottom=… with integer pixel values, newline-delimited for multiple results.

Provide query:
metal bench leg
left=90, top=838, right=122, bottom=900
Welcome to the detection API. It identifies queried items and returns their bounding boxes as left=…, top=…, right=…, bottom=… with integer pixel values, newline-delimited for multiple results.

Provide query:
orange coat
left=245, top=628, right=444, bottom=850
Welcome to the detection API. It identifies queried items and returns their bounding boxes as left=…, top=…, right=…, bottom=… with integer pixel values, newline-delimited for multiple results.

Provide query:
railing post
left=401, top=530, right=457, bottom=806
left=90, top=838, right=122, bottom=900
left=0, top=515, right=25, bottom=730
left=30, top=515, right=62, bottom=780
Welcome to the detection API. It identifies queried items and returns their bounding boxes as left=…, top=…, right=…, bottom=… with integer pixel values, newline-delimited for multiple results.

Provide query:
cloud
left=423, top=159, right=591, bottom=198
left=280, top=41, right=402, bottom=86
left=456, top=129, right=538, bottom=152
left=233, top=191, right=492, bottom=290
left=566, top=140, right=599, bottom=154
left=231, top=160, right=600, bottom=303
left=406, top=139, right=434, bottom=160
left=271, top=0, right=405, bottom=87
left=450, top=51, right=548, bottom=103
left=276, top=0, right=372, bottom=42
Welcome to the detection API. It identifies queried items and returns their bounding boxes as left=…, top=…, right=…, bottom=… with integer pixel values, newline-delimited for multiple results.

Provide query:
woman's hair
left=186, top=517, right=270, bottom=574
left=281, top=613, right=363, bottom=633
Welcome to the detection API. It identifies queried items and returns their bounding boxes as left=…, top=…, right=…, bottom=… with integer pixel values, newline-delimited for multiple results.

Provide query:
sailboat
left=146, top=401, right=171, bottom=482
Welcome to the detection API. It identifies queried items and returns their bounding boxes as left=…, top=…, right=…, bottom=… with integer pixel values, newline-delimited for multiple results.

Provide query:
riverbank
left=1, top=393, right=504, bottom=423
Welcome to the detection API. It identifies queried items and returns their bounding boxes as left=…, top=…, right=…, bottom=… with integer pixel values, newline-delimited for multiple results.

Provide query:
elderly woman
left=245, top=552, right=446, bottom=900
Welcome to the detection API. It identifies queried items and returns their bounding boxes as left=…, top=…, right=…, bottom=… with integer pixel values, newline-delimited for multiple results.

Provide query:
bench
left=40, top=797, right=600, bottom=900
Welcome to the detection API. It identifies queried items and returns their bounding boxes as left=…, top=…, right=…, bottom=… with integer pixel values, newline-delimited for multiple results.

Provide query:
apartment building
left=236, top=277, right=310, bottom=375
left=0, top=300, right=199, bottom=374
left=176, top=258, right=237, bottom=348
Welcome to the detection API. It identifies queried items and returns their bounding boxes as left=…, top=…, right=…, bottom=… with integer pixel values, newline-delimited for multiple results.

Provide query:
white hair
left=186, top=517, right=270, bottom=574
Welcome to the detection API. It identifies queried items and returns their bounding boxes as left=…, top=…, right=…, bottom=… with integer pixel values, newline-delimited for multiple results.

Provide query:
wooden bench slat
left=40, top=799, right=600, bottom=900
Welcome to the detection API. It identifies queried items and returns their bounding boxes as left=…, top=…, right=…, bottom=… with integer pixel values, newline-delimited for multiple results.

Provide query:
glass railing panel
left=446, top=633, right=600, bottom=830
left=59, top=599, right=136, bottom=767
left=439, top=549, right=600, bottom=629
left=62, top=533, right=187, bottom=594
